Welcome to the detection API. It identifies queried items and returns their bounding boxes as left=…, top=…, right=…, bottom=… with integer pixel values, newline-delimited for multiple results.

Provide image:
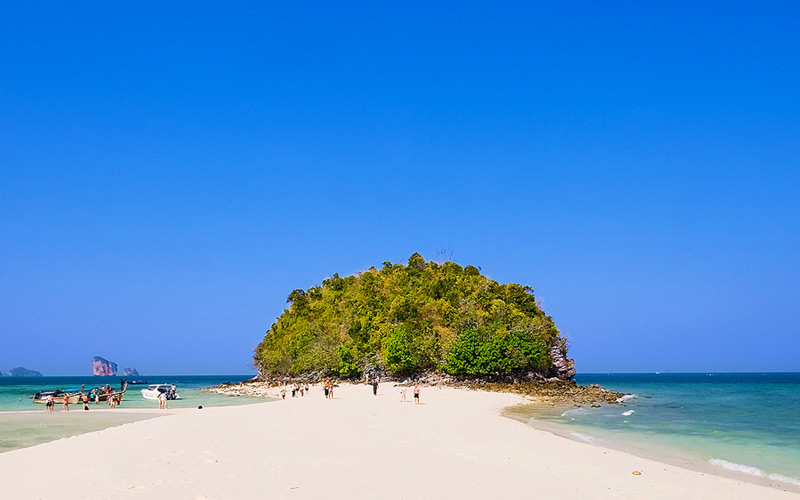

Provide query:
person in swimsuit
left=81, top=393, right=89, bottom=410
left=62, top=394, right=69, bottom=411
left=413, top=384, right=420, bottom=405
left=46, top=394, right=54, bottom=412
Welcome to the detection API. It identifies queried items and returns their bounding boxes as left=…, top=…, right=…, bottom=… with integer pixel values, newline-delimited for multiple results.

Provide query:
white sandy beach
left=0, top=383, right=796, bottom=500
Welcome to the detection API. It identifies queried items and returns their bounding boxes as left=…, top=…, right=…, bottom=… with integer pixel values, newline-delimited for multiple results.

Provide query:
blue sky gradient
left=1, top=2, right=798, bottom=374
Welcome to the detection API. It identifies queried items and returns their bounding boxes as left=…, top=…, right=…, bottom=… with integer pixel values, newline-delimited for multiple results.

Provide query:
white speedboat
left=141, top=384, right=180, bottom=400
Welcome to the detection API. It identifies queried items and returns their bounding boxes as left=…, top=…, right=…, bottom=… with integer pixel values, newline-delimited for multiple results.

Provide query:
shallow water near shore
left=506, top=372, right=800, bottom=489
left=0, top=375, right=259, bottom=453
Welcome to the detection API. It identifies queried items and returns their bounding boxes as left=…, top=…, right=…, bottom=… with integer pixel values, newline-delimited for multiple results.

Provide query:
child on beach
left=400, top=386, right=407, bottom=402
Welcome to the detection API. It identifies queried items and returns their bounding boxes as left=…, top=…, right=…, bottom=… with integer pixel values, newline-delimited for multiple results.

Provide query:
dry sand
left=0, top=383, right=796, bottom=499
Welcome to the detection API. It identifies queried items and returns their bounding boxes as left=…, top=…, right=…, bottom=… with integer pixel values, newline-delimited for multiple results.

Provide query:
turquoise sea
left=506, top=372, right=800, bottom=488
left=0, top=375, right=259, bottom=453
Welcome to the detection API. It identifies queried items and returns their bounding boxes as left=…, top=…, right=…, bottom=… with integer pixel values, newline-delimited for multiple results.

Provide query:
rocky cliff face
left=122, top=367, right=139, bottom=377
left=549, top=345, right=576, bottom=380
left=92, top=356, right=118, bottom=376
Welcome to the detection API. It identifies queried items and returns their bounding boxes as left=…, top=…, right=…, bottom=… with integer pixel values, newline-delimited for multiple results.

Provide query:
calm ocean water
left=0, top=375, right=259, bottom=453
left=507, top=372, right=800, bottom=487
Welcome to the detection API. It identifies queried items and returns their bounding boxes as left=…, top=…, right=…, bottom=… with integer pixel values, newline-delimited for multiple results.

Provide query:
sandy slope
left=0, top=383, right=796, bottom=500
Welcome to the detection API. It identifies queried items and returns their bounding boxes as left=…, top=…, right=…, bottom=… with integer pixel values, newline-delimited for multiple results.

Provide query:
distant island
left=92, top=356, right=118, bottom=376
left=254, top=254, right=575, bottom=382
left=122, top=367, right=140, bottom=377
left=1, top=367, right=43, bottom=377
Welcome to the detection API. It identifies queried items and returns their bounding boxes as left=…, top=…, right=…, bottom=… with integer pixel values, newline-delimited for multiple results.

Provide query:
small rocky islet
left=209, top=254, right=627, bottom=406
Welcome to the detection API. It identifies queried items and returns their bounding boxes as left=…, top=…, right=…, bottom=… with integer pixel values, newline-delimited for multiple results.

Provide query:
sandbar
left=0, top=383, right=796, bottom=499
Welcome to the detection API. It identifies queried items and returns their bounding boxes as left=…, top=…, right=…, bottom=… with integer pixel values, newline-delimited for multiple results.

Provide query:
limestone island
left=92, top=356, right=118, bottom=376
left=211, top=253, right=623, bottom=405
left=1, top=366, right=43, bottom=377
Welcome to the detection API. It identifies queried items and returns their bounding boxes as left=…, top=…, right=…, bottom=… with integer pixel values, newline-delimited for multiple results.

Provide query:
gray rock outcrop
left=549, top=345, right=576, bottom=380
left=122, top=367, right=139, bottom=377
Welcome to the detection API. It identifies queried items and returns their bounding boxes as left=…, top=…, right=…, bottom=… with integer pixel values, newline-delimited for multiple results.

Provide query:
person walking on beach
left=62, top=395, right=69, bottom=411
left=372, top=380, right=379, bottom=396
left=400, top=385, right=407, bottom=402
left=413, top=384, right=420, bottom=405
left=81, top=393, right=89, bottom=411
left=158, top=391, right=168, bottom=410
left=280, top=386, right=286, bottom=400
left=46, top=394, right=54, bottom=412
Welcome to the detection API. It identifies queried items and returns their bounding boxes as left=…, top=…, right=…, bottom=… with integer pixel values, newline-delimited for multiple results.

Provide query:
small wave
left=616, top=394, right=636, bottom=403
left=570, top=432, right=595, bottom=443
left=709, top=459, right=800, bottom=486
left=621, top=410, right=634, bottom=416
left=709, top=458, right=765, bottom=476
left=768, top=474, right=800, bottom=486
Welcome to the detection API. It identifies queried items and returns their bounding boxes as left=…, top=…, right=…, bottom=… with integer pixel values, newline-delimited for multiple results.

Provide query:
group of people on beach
left=272, top=380, right=421, bottom=404
left=45, top=390, right=113, bottom=412
left=279, top=383, right=310, bottom=400
left=397, top=383, right=422, bottom=404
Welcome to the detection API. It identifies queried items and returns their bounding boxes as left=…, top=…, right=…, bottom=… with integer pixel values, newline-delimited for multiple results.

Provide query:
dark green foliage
left=254, top=254, right=565, bottom=379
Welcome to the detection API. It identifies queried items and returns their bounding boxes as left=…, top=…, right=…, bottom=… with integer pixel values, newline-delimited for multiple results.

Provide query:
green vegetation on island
left=254, top=254, right=575, bottom=381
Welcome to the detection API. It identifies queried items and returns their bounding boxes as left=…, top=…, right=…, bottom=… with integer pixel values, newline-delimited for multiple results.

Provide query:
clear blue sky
left=1, top=2, right=798, bottom=375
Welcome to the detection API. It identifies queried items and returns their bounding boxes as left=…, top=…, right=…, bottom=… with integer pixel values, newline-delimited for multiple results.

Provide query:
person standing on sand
left=158, top=391, right=168, bottom=410
left=413, top=384, right=420, bottom=405
left=62, top=395, right=69, bottom=411
left=46, top=394, right=54, bottom=412
left=280, top=386, right=286, bottom=400
left=372, top=380, right=378, bottom=396
left=400, top=386, right=407, bottom=402
left=81, top=393, right=89, bottom=411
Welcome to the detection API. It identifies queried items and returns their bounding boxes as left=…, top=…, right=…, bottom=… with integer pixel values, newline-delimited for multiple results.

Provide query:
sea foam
left=709, top=458, right=800, bottom=486
left=570, top=432, right=595, bottom=443
left=621, top=410, right=634, bottom=416
left=616, top=394, right=636, bottom=403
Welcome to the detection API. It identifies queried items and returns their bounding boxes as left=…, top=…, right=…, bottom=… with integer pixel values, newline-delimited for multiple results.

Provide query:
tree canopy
left=254, top=254, right=570, bottom=380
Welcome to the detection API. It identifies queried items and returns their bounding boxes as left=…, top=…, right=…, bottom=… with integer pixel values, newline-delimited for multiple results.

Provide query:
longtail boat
left=32, top=382, right=128, bottom=405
